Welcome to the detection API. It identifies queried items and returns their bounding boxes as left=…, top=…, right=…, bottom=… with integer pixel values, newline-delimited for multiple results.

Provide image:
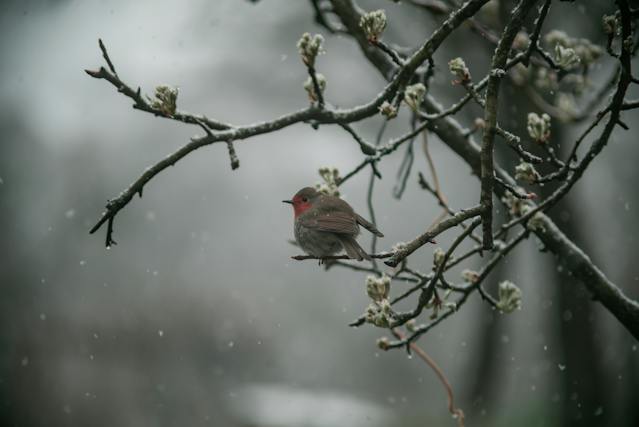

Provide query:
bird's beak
left=282, top=200, right=293, bottom=204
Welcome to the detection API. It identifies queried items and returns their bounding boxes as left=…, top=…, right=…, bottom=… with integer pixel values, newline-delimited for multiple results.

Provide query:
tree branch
left=479, top=0, right=538, bottom=250
left=328, top=0, right=639, bottom=339
left=384, top=206, right=482, bottom=268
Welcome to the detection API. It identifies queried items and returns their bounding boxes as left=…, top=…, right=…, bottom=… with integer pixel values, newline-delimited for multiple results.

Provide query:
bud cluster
left=297, top=32, right=324, bottom=67
left=366, top=274, right=390, bottom=302
left=515, top=161, right=540, bottom=184
left=403, top=83, right=426, bottom=111
left=376, top=337, right=390, bottom=350
left=448, top=57, right=471, bottom=84
left=526, top=212, right=546, bottom=232
left=526, top=112, right=551, bottom=143
left=359, top=10, right=387, bottom=43
left=496, top=280, right=522, bottom=313
left=315, top=166, right=340, bottom=196
left=545, top=30, right=602, bottom=69
left=501, top=192, right=533, bottom=217
left=433, top=247, right=446, bottom=268
left=378, top=101, right=398, bottom=119
left=554, top=44, right=581, bottom=70
left=391, top=241, right=407, bottom=253
left=149, top=85, right=178, bottom=116
left=461, top=269, right=479, bottom=284
left=602, top=14, right=617, bottom=36
left=364, top=275, right=395, bottom=328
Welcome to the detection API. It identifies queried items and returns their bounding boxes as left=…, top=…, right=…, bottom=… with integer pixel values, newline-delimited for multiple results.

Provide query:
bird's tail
left=355, top=214, right=384, bottom=237
left=338, top=236, right=371, bottom=261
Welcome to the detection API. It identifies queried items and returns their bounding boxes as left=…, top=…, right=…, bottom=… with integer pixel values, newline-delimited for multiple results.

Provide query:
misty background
left=1, top=0, right=638, bottom=426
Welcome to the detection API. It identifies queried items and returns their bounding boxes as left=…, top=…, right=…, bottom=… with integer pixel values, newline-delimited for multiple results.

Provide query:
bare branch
left=327, top=0, right=639, bottom=339
left=384, top=206, right=482, bottom=267
left=522, top=0, right=552, bottom=66
left=85, top=0, right=639, bottom=346
left=326, top=0, right=639, bottom=342
left=387, top=228, right=528, bottom=349
left=479, top=0, right=538, bottom=250
left=291, top=252, right=394, bottom=261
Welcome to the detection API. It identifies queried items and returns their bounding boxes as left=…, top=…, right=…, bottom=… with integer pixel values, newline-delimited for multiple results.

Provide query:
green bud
left=392, top=241, right=407, bottom=252
left=315, top=166, right=340, bottom=196
left=405, top=319, right=417, bottom=333
left=359, top=10, right=387, bottom=43
left=149, top=84, right=178, bottom=116
left=448, top=57, right=471, bottom=83
left=303, top=73, right=326, bottom=103
left=501, top=192, right=530, bottom=217
left=297, top=32, right=324, bottom=67
left=366, top=274, right=391, bottom=302
left=378, top=100, right=398, bottom=119
left=496, top=280, right=522, bottom=313
left=364, top=300, right=395, bottom=328
left=602, top=15, right=617, bottom=36
left=444, top=301, right=457, bottom=311
left=403, top=83, right=426, bottom=111
left=433, top=247, right=446, bottom=268
left=526, top=112, right=551, bottom=143
left=527, top=212, right=546, bottom=232
left=515, top=161, right=540, bottom=184
left=461, top=269, right=479, bottom=284
left=376, top=337, right=391, bottom=350
left=554, top=44, right=580, bottom=70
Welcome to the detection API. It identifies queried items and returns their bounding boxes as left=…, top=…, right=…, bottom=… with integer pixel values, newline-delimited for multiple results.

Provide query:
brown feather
left=355, top=213, right=384, bottom=237
left=298, top=210, right=359, bottom=235
left=337, top=235, right=370, bottom=261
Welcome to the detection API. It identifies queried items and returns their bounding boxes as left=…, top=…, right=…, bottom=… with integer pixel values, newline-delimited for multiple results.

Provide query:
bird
left=283, top=187, right=383, bottom=261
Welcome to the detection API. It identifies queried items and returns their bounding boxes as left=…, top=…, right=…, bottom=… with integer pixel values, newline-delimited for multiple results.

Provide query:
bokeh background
left=1, top=0, right=638, bottom=426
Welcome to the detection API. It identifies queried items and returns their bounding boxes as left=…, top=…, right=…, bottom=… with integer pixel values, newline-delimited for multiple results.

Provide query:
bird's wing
left=298, top=211, right=359, bottom=235
left=337, top=235, right=371, bottom=261
left=355, top=213, right=384, bottom=237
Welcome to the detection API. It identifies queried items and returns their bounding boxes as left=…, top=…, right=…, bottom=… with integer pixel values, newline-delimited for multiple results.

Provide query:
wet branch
left=478, top=0, right=538, bottom=250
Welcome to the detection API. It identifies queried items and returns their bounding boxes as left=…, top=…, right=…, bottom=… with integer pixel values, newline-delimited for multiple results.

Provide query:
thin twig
left=391, top=219, right=481, bottom=326
left=386, top=228, right=529, bottom=349
left=307, top=64, right=326, bottom=108
left=291, top=252, right=394, bottom=261
left=338, top=123, right=378, bottom=155
left=393, top=115, right=417, bottom=199
left=367, top=120, right=388, bottom=272
left=384, top=205, right=482, bottom=267
left=522, top=0, right=552, bottom=66
left=374, top=40, right=404, bottom=66
left=391, top=328, right=465, bottom=427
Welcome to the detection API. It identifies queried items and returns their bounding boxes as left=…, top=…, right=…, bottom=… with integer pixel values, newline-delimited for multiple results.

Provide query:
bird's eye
left=302, top=197, right=308, bottom=202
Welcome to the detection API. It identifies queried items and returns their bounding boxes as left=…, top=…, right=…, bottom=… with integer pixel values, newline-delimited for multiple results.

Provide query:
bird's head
left=283, top=187, right=320, bottom=217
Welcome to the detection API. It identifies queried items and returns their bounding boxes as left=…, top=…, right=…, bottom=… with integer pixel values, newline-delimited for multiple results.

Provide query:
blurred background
left=0, top=0, right=637, bottom=426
